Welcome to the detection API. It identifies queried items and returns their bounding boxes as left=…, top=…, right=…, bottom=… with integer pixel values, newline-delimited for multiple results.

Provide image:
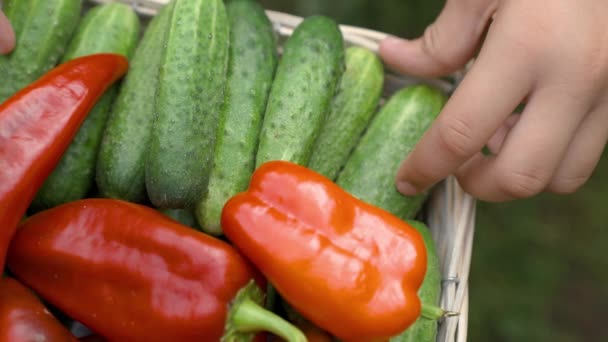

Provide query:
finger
left=456, top=85, right=594, bottom=201
left=547, top=102, right=608, bottom=194
left=379, top=0, right=497, bottom=78
left=395, top=23, right=535, bottom=196
left=486, top=114, right=520, bottom=154
left=0, top=11, right=15, bottom=54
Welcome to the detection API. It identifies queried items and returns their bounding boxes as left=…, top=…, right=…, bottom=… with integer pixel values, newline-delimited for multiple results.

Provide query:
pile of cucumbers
left=1, top=0, right=448, bottom=340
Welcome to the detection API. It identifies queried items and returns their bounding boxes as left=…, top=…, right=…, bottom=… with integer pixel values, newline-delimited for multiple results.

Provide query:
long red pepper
left=0, top=277, right=77, bottom=342
left=222, top=160, right=438, bottom=341
left=0, top=53, right=128, bottom=269
left=7, top=199, right=305, bottom=342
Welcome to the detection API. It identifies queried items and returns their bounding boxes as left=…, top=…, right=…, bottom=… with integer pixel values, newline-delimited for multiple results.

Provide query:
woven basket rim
left=85, top=1, right=477, bottom=341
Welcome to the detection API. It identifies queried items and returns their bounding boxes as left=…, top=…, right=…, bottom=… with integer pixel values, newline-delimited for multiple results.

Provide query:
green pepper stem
left=231, top=298, right=307, bottom=342
left=421, top=303, right=459, bottom=320
left=222, top=280, right=306, bottom=342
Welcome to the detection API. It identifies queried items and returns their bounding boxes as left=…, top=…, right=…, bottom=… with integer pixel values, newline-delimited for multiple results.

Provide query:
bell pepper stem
left=421, top=303, right=459, bottom=320
left=231, top=298, right=307, bottom=342
left=223, top=280, right=306, bottom=342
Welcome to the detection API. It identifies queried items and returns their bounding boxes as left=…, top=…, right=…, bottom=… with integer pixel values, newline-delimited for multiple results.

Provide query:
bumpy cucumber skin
left=0, top=0, right=81, bottom=102
left=255, top=15, right=344, bottom=167
left=195, top=0, right=278, bottom=234
left=146, top=0, right=229, bottom=209
left=308, top=46, right=384, bottom=180
left=96, top=2, right=175, bottom=203
left=29, top=3, right=140, bottom=212
left=59, top=4, right=140, bottom=62
left=336, top=85, right=447, bottom=219
left=390, top=220, right=441, bottom=342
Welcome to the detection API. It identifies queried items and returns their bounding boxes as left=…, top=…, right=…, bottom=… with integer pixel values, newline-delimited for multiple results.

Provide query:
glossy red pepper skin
left=222, top=160, right=428, bottom=341
left=0, top=54, right=128, bottom=269
left=0, top=277, right=77, bottom=342
left=7, top=199, right=258, bottom=342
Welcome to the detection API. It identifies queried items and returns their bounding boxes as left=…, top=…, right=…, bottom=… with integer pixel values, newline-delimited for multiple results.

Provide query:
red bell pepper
left=0, top=53, right=129, bottom=269
left=7, top=199, right=305, bottom=342
left=221, top=160, right=439, bottom=341
left=0, top=276, right=77, bottom=342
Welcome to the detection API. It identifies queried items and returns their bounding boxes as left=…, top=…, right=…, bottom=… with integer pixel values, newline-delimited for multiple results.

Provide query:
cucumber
left=195, top=0, right=278, bottom=235
left=146, top=0, right=229, bottom=209
left=255, top=15, right=344, bottom=167
left=29, top=3, right=140, bottom=212
left=158, top=208, right=199, bottom=229
left=308, top=46, right=384, bottom=180
left=390, top=220, right=441, bottom=342
left=0, top=0, right=81, bottom=102
left=336, top=85, right=447, bottom=219
left=96, top=2, right=175, bottom=203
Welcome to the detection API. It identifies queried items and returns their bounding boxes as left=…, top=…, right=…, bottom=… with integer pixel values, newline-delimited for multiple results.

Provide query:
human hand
left=380, top=0, right=608, bottom=201
left=0, top=10, right=15, bottom=54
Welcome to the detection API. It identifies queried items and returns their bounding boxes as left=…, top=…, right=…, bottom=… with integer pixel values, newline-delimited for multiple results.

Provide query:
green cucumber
left=390, top=220, right=441, bottom=342
left=195, top=0, right=278, bottom=235
left=30, top=3, right=140, bottom=212
left=146, top=0, right=229, bottom=209
left=0, top=0, right=81, bottom=102
left=336, top=85, right=447, bottom=219
left=255, top=15, right=344, bottom=167
left=158, top=208, right=200, bottom=229
left=96, top=2, right=175, bottom=203
left=308, top=46, right=384, bottom=180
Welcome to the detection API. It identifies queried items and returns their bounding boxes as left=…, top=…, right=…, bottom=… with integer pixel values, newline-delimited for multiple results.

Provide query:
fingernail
left=397, top=181, right=418, bottom=196
left=382, top=36, right=407, bottom=48
left=382, top=35, right=400, bottom=44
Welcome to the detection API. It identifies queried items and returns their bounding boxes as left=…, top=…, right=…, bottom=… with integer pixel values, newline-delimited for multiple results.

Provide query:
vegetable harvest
left=222, top=160, right=441, bottom=341
left=7, top=198, right=306, bottom=342
left=0, top=0, right=458, bottom=340
left=0, top=53, right=129, bottom=269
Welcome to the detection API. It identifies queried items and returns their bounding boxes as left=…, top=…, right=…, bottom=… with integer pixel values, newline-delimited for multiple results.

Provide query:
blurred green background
left=259, top=0, right=608, bottom=341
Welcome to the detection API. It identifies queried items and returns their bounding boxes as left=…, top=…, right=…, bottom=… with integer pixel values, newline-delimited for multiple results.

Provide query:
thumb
left=0, top=11, right=15, bottom=54
left=379, top=0, right=497, bottom=78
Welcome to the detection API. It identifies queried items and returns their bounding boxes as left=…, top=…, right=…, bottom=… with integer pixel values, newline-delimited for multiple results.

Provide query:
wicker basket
left=86, top=1, right=477, bottom=341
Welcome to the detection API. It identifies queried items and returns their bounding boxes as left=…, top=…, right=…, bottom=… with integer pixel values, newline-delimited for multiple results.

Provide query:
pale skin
left=381, top=0, right=608, bottom=202
left=0, top=10, right=14, bottom=54
left=3, top=1, right=608, bottom=202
